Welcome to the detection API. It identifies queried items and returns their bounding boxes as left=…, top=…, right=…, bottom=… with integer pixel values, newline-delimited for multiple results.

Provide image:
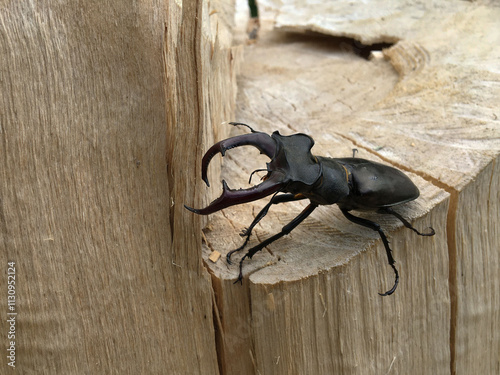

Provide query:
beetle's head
left=185, top=124, right=321, bottom=215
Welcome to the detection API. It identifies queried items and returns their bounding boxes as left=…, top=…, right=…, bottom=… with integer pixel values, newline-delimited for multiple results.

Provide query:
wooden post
left=0, top=0, right=237, bottom=373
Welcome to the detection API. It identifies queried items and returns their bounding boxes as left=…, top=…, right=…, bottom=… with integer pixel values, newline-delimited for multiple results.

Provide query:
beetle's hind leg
left=226, top=193, right=307, bottom=264
left=234, top=203, right=317, bottom=284
left=341, top=209, right=399, bottom=296
left=378, top=207, right=435, bottom=236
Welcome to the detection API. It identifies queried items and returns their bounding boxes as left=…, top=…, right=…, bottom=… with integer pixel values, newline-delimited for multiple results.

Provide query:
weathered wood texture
left=202, top=1, right=500, bottom=374
left=1, top=0, right=499, bottom=374
left=0, top=0, right=239, bottom=373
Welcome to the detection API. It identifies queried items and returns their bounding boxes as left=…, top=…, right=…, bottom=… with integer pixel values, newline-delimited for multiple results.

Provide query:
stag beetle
left=185, top=123, right=435, bottom=296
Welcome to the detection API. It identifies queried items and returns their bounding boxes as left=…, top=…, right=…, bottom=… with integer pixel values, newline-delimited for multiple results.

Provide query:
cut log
left=1, top=0, right=498, bottom=373
left=201, top=2, right=500, bottom=374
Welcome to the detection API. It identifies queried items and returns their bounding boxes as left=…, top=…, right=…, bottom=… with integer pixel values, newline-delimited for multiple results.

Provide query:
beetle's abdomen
left=336, top=158, right=419, bottom=210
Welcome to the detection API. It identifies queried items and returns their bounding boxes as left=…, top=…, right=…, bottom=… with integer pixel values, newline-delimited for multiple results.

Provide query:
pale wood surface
left=1, top=0, right=499, bottom=374
left=0, top=0, right=238, bottom=373
left=202, top=1, right=500, bottom=374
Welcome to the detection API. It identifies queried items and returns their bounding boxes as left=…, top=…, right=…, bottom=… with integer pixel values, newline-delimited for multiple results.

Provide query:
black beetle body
left=185, top=123, right=434, bottom=295
left=323, top=157, right=420, bottom=209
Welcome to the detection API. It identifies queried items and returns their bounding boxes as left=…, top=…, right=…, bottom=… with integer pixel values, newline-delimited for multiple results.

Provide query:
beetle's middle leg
left=340, top=209, right=399, bottom=296
left=377, top=207, right=435, bottom=236
left=226, top=193, right=307, bottom=264
left=234, top=203, right=317, bottom=284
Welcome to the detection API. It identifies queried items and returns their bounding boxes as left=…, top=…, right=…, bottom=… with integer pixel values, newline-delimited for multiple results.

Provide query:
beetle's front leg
left=235, top=203, right=317, bottom=284
left=226, top=193, right=307, bottom=264
left=341, top=209, right=399, bottom=296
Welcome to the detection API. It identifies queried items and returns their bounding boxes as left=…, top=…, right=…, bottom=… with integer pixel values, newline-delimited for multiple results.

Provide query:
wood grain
left=0, top=0, right=238, bottom=373
left=1, top=0, right=498, bottom=374
left=202, top=2, right=500, bottom=374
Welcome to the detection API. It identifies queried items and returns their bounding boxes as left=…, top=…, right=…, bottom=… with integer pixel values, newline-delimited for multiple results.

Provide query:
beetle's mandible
left=185, top=123, right=435, bottom=296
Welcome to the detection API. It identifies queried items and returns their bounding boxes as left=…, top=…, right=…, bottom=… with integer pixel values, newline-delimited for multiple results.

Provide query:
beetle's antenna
left=248, top=168, right=268, bottom=184
left=352, top=148, right=358, bottom=158
left=228, top=122, right=257, bottom=133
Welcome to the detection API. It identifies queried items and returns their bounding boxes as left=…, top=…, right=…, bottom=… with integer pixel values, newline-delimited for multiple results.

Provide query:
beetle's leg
left=240, top=193, right=308, bottom=236
left=235, top=203, right=317, bottom=284
left=378, top=207, right=435, bottom=236
left=227, top=191, right=284, bottom=264
left=340, top=209, right=399, bottom=296
left=227, top=193, right=307, bottom=264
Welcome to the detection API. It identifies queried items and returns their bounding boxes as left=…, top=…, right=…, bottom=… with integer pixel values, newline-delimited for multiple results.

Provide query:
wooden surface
left=1, top=0, right=498, bottom=374
left=202, top=1, right=500, bottom=374
left=0, top=0, right=238, bottom=373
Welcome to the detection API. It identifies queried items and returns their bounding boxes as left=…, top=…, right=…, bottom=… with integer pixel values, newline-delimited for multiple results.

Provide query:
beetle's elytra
left=185, top=123, right=435, bottom=296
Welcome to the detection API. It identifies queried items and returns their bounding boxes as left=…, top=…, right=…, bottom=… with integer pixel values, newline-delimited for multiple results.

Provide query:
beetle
left=185, top=123, right=435, bottom=296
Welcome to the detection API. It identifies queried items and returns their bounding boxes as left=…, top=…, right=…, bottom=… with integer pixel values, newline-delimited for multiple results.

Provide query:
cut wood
left=201, top=1, right=500, bottom=374
left=0, top=0, right=238, bottom=373
left=1, top=0, right=498, bottom=374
